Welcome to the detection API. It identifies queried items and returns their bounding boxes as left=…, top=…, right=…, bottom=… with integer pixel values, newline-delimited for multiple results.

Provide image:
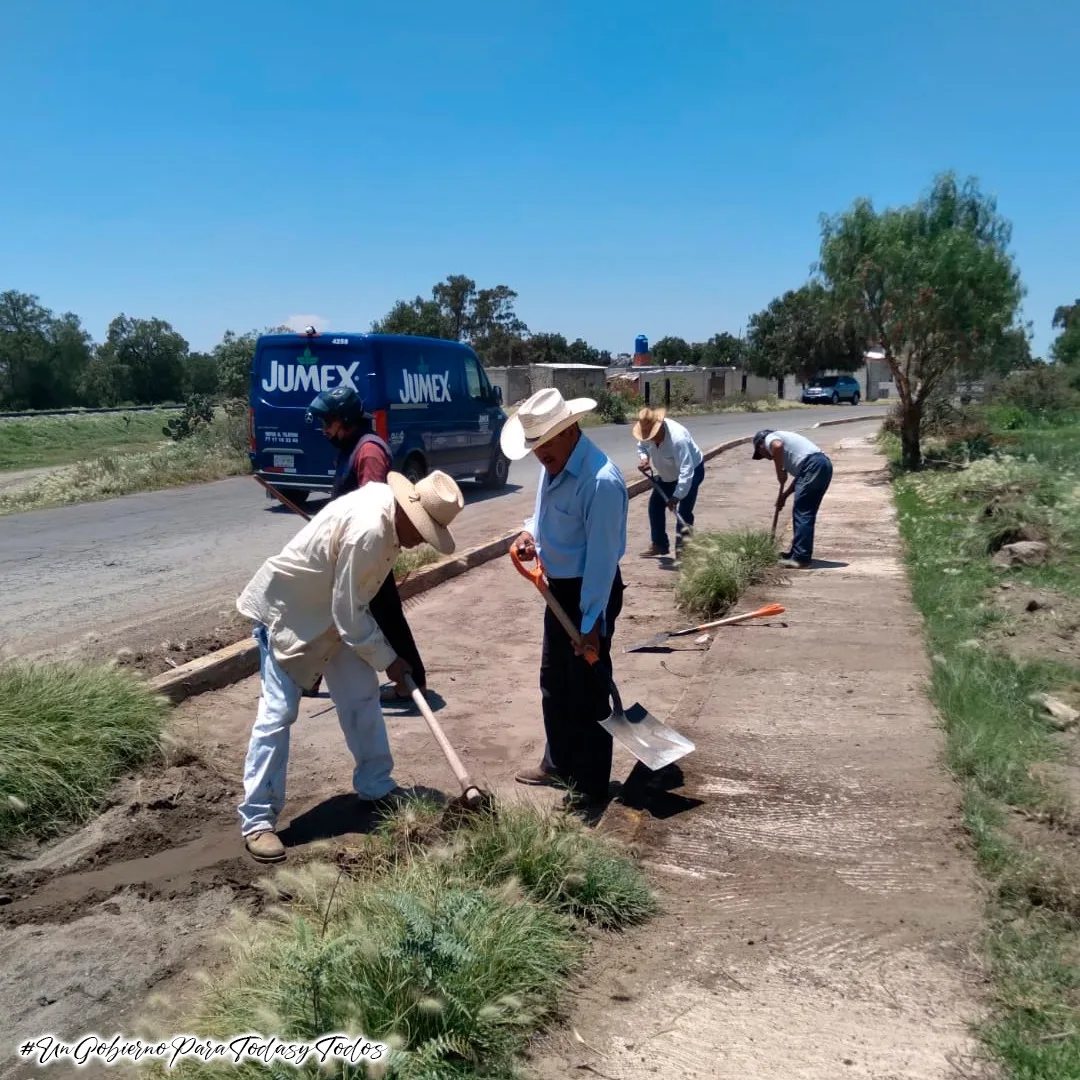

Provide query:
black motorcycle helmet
left=305, top=386, right=368, bottom=435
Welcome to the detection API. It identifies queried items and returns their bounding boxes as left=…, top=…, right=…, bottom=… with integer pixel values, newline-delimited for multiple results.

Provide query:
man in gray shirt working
left=752, top=429, right=833, bottom=568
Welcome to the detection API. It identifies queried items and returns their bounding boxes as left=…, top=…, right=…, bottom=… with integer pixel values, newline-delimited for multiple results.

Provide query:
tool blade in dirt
left=623, top=603, right=787, bottom=653
left=600, top=699, right=696, bottom=771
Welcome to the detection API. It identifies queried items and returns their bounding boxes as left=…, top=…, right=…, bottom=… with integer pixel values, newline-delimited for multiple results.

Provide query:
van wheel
left=831, top=392, right=840, bottom=405
left=403, top=454, right=427, bottom=485
left=481, top=450, right=510, bottom=489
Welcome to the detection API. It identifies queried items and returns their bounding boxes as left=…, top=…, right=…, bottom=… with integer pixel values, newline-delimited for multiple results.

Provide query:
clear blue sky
left=1, top=0, right=1076, bottom=357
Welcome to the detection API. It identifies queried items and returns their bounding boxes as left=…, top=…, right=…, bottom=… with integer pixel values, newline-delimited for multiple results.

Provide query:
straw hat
left=499, top=388, right=597, bottom=460
left=386, top=470, right=464, bottom=555
left=632, top=406, right=667, bottom=442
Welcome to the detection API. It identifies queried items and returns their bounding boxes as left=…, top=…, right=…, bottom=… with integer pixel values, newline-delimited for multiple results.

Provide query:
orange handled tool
left=510, top=544, right=599, bottom=663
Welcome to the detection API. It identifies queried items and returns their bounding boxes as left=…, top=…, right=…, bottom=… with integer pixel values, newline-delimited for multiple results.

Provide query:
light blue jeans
left=238, top=624, right=396, bottom=837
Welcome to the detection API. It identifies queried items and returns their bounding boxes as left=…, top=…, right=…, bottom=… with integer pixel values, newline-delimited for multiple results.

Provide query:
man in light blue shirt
left=752, top=428, right=833, bottom=568
left=500, top=388, right=628, bottom=811
left=633, top=407, right=705, bottom=556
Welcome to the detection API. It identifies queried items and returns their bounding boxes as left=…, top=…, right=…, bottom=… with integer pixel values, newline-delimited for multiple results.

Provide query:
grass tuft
left=0, top=659, right=169, bottom=843
left=393, top=545, right=441, bottom=581
left=147, top=800, right=655, bottom=1078
left=675, top=528, right=778, bottom=619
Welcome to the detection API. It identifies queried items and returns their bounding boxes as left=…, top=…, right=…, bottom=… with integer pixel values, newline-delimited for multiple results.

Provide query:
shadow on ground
left=279, top=784, right=449, bottom=847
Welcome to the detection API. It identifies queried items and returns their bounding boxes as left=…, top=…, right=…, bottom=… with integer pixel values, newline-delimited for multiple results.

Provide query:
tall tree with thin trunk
left=819, top=172, right=1023, bottom=469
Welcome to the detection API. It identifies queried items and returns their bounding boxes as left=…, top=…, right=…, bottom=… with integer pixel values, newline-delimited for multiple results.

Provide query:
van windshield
left=254, top=343, right=371, bottom=407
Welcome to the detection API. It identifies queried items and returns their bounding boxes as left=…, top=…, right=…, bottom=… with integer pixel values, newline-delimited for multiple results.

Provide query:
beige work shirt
left=237, top=482, right=400, bottom=689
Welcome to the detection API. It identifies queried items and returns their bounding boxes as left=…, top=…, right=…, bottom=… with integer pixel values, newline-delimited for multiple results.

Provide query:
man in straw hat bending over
left=633, top=406, right=705, bottom=558
left=235, top=469, right=465, bottom=862
left=501, top=388, right=628, bottom=812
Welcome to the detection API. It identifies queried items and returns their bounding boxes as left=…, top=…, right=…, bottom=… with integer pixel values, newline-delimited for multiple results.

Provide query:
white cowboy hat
left=499, top=387, right=597, bottom=461
left=631, top=406, right=667, bottom=442
left=386, top=470, right=464, bottom=555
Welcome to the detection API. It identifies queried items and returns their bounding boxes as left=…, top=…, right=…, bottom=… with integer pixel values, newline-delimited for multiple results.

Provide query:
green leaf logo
left=297, top=347, right=317, bottom=365
left=417, top=357, right=429, bottom=375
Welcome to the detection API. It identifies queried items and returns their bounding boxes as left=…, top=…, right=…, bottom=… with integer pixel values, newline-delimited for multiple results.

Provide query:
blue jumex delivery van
left=249, top=329, right=509, bottom=506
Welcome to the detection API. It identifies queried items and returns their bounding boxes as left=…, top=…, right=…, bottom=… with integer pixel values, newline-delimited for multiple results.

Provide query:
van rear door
left=251, top=335, right=374, bottom=491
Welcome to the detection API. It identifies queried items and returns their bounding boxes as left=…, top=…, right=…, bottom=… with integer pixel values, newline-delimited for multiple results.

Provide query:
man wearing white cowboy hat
left=235, top=469, right=465, bottom=862
left=632, top=406, right=705, bottom=557
left=501, top=387, right=628, bottom=811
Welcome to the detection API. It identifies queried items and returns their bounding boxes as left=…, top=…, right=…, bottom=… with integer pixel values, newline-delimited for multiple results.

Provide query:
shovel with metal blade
left=624, top=603, right=786, bottom=653
left=638, top=464, right=692, bottom=533
left=510, top=546, right=695, bottom=771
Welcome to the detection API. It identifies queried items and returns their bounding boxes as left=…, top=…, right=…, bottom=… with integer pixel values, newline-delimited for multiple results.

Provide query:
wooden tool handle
left=509, top=547, right=599, bottom=664
left=255, top=475, right=312, bottom=520
left=403, top=673, right=476, bottom=794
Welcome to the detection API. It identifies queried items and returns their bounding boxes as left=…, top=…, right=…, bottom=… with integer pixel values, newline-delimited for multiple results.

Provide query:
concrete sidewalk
left=528, top=433, right=983, bottom=1080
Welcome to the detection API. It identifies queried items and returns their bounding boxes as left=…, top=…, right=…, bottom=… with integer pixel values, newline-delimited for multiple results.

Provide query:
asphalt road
left=0, top=405, right=885, bottom=661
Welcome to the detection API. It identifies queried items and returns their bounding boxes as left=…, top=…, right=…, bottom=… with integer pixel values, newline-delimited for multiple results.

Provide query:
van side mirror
left=492, top=385, right=503, bottom=405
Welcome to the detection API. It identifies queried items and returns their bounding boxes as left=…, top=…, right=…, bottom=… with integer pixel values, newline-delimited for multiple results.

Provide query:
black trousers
left=369, top=570, right=426, bottom=687
left=540, top=571, right=624, bottom=802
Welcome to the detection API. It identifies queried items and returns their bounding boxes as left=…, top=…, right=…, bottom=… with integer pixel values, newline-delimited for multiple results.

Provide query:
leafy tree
left=1050, top=299, right=1080, bottom=367
left=431, top=274, right=476, bottom=340
left=213, top=330, right=260, bottom=399
left=1052, top=299, right=1079, bottom=331
left=371, top=297, right=455, bottom=340
left=651, top=336, right=693, bottom=366
left=745, top=283, right=861, bottom=383
left=185, top=351, right=220, bottom=396
left=96, top=314, right=190, bottom=404
left=567, top=338, right=609, bottom=366
left=0, top=291, right=95, bottom=410
left=521, top=332, right=570, bottom=365
left=699, top=331, right=745, bottom=368
left=819, top=171, right=1023, bottom=469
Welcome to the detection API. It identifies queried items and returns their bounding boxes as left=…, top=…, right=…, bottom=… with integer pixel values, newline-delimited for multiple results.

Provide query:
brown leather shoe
left=244, top=830, right=286, bottom=863
left=515, top=766, right=560, bottom=787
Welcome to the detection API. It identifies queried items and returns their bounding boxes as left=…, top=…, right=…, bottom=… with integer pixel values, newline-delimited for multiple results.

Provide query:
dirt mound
left=991, top=585, right=1080, bottom=664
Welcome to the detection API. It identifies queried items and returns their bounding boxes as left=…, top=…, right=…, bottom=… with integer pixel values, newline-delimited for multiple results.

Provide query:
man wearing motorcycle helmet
left=306, top=387, right=430, bottom=705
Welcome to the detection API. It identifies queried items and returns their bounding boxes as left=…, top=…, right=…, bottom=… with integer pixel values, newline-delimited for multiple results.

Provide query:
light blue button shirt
left=637, top=418, right=703, bottom=500
left=523, top=433, right=628, bottom=634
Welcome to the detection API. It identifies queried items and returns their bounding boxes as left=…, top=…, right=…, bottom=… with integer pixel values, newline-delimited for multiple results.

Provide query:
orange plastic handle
left=509, top=544, right=600, bottom=664
left=509, top=542, right=547, bottom=592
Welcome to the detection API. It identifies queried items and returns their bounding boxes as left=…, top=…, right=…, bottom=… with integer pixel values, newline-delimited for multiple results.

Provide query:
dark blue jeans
left=789, top=453, right=833, bottom=562
left=649, top=462, right=705, bottom=552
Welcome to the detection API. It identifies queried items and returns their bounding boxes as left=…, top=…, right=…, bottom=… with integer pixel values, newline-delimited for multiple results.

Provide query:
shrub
left=163, top=394, right=214, bottom=441
left=148, top=801, right=655, bottom=1080
left=675, top=528, right=778, bottom=618
left=988, top=365, right=1080, bottom=418
left=594, top=388, right=628, bottom=424
left=0, top=660, right=169, bottom=843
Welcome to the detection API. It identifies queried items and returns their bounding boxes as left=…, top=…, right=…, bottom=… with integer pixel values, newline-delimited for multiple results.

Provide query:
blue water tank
left=634, top=335, right=649, bottom=355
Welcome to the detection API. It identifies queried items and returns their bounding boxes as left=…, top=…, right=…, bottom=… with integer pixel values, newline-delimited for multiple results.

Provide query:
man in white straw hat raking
left=234, top=470, right=465, bottom=863
left=501, top=388, right=628, bottom=813
left=632, top=406, right=705, bottom=557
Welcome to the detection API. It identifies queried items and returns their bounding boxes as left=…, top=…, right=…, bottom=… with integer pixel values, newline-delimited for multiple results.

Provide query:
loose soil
left=991, top=583, right=1080, bottom=666
left=0, top=421, right=988, bottom=1080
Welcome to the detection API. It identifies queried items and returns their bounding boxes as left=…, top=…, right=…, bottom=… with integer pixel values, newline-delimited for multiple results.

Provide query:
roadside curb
left=149, top=433, right=762, bottom=705
left=811, top=411, right=888, bottom=429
